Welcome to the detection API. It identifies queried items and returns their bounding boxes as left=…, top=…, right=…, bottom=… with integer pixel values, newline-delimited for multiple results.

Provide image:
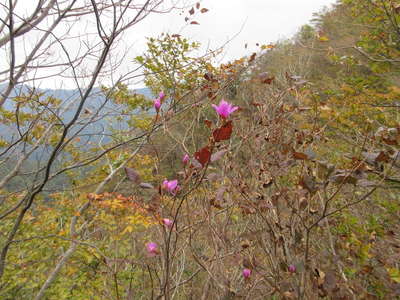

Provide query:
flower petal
left=168, top=179, right=178, bottom=191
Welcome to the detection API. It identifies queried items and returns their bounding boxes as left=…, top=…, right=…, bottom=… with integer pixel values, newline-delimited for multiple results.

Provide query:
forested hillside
left=1, top=0, right=400, bottom=299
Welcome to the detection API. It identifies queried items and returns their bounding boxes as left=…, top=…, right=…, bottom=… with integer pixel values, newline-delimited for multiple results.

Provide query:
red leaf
left=204, top=119, right=212, bottom=128
left=190, top=21, right=200, bottom=25
left=194, top=146, right=211, bottom=167
left=262, top=76, right=275, bottom=84
left=204, top=72, right=213, bottom=81
left=213, top=121, right=233, bottom=142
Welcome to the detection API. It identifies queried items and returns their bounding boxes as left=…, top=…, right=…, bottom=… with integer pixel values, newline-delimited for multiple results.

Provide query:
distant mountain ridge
left=0, top=84, right=154, bottom=191
left=0, top=84, right=153, bottom=144
left=0, top=84, right=153, bottom=111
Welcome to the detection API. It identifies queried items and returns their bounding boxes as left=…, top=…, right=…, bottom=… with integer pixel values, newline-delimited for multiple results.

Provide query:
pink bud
left=162, top=218, right=173, bottom=227
left=242, top=268, right=251, bottom=279
left=162, top=179, right=179, bottom=195
left=159, top=91, right=166, bottom=101
left=154, top=98, right=161, bottom=112
left=146, top=242, right=158, bottom=256
left=288, top=264, right=296, bottom=273
left=182, top=154, right=189, bottom=164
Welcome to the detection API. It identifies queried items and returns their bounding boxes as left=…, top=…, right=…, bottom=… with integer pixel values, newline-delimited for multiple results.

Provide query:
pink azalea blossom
left=182, top=154, right=189, bottom=164
left=146, top=242, right=158, bottom=256
left=242, top=268, right=252, bottom=279
left=159, top=91, right=166, bottom=101
left=211, top=99, right=238, bottom=119
left=162, top=179, right=179, bottom=194
left=154, top=97, right=161, bottom=112
left=162, top=218, right=173, bottom=227
left=288, top=264, right=296, bottom=273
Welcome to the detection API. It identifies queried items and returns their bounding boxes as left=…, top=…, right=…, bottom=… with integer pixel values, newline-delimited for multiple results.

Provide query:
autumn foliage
left=1, top=1, right=400, bottom=299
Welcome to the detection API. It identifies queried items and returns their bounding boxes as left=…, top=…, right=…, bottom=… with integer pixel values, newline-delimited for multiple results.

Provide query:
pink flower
left=242, top=268, right=252, bottom=279
left=211, top=99, right=238, bottom=119
left=162, top=218, right=173, bottom=227
left=159, top=91, right=166, bottom=101
left=146, top=242, right=158, bottom=256
left=182, top=154, right=189, bottom=164
left=162, top=179, right=179, bottom=194
left=288, top=264, right=296, bottom=273
left=154, top=98, right=161, bottom=112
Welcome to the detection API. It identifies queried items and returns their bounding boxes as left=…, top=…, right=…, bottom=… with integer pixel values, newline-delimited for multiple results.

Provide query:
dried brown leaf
left=125, top=167, right=140, bottom=184
left=293, top=151, right=308, bottom=160
left=248, top=52, right=256, bottom=63
left=211, top=150, right=227, bottom=162
left=139, top=182, right=154, bottom=189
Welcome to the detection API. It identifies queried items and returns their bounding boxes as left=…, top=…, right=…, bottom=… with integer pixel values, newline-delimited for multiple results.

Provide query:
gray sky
left=133, top=0, right=336, bottom=64
left=1, top=0, right=337, bottom=89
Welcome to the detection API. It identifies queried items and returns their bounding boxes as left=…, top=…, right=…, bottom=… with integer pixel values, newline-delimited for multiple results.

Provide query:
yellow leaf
left=261, top=44, right=275, bottom=50
left=319, top=36, right=329, bottom=42
left=121, top=225, right=134, bottom=235
left=387, top=268, right=400, bottom=283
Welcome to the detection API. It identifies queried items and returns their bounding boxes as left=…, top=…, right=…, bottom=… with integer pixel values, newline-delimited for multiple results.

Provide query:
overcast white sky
left=123, top=0, right=337, bottom=88
left=133, top=0, right=336, bottom=64
left=1, top=0, right=337, bottom=89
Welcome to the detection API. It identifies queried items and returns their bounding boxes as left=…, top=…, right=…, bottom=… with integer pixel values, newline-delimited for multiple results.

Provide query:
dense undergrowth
left=1, top=0, right=400, bottom=299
